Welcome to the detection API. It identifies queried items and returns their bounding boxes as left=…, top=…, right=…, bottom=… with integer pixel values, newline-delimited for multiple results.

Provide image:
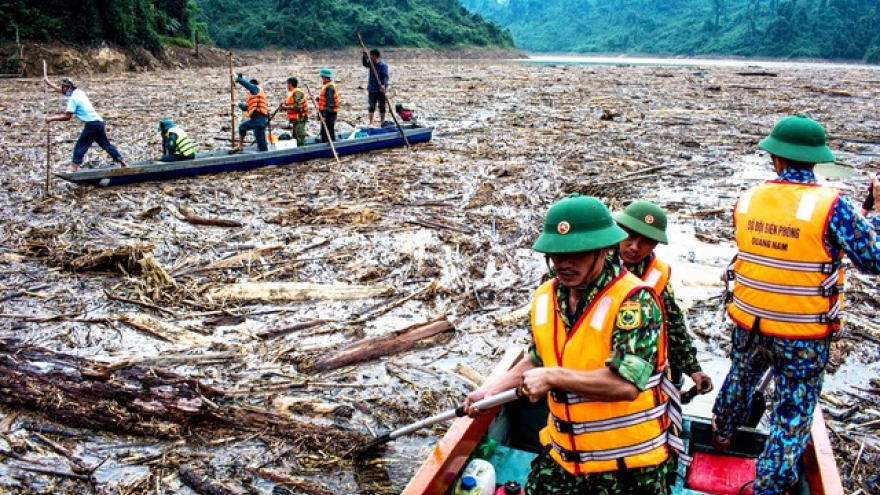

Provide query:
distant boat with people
left=54, top=123, right=433, bottom=187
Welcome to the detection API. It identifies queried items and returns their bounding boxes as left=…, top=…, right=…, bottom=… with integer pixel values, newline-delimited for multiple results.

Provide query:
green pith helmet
left=532, top=194, right=628, bottom=254
left=759, top=114, right=835, bottom=164
left=158, top=119, right=174, bottom=133
left=319, top=67, right=333, bottom=79
left=614, top=200, right=669, bottom=245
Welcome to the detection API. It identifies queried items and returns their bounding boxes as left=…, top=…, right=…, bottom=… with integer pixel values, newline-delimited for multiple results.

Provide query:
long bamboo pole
left=355, top=32, right=410, bottom=148
left=43, top=60, right=50, bottom=196
left=228, top=52, right=236, bottom=150
left=303, top=82, right=340, bottom=164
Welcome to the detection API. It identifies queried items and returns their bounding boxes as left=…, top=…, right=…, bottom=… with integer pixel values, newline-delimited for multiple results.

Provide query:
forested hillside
left=200, top=0, right=514, bottom=49
left=460, top=0, right=880, bottom=62
left=1, top=0, right=512, bottom=53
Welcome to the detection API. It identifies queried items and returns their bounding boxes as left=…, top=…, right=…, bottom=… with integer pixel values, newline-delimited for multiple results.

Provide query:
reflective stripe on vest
left=531, top=274, right=674, bottom=475
left=167, top=127, right=196, bottom=157
left=247, top=88, right=268, bottom=117
left=641, top=256, right=670, bottom=295
left=728, top=182, right=844, bottom=338
left=286, top=88, right=308, bottom=120
left=318, top=82, right=339, bottom=112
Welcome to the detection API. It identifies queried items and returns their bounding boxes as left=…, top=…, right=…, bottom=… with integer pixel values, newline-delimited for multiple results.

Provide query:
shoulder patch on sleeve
left=616, top=300, right=643, bottom=331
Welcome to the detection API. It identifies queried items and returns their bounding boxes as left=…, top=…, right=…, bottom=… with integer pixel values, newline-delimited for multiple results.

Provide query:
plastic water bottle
left=494, top=481, right=523, bottom=495
left=453, top=458, right=495, bottom=495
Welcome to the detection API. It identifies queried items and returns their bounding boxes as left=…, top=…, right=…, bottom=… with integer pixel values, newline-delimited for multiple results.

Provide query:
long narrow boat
left=402, top=348, right=844, bottom=495
left=54, top=123, right=433, bottom=186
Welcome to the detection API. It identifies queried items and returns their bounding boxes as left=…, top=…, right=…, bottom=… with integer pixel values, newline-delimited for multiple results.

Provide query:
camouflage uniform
left=609, top=247, right=702, bottom=381
left=526, top=260, right=669, bottom=495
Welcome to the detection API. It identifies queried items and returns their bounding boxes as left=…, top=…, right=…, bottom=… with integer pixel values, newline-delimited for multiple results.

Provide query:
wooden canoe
left=402, top=348, right=844, bottom=495
left=54, top=123, right=433, bottom=186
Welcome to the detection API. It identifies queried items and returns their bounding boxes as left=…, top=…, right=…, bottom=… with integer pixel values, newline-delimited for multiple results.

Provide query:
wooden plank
left=804, top=406, right=845, bottom=495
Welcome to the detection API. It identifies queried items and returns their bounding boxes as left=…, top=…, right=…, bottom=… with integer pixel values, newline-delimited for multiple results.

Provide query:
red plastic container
left=494, top=481, right=523, bottom=495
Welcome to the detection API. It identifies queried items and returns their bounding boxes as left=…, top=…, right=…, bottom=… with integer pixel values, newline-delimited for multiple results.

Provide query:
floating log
left=0, top=340, right=368, bottom=456
left=296, top=318, right=455, bottom=373
left=205, top=282, right=394, bottom=302
left=178, top=205, right=242, bottom=228
left=116, top=312, right=212, bottom=346
left=180, top=464, right=246, bottom=495
left=245, top=467, right=333, bottom=495
left=271, top=396, right=354, bottom=418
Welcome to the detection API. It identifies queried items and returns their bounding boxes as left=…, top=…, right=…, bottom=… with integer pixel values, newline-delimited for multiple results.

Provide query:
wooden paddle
left=302, top=82, right=340, bottom=164
left=745, top=370, right=773, bottom=428
left=355, top=31, right=411, bottom=148
left=358, top=388, right=521, bottom=453
left=228, top=52, right=236, bottom=150
left=43, top=60, right=51, bottom=195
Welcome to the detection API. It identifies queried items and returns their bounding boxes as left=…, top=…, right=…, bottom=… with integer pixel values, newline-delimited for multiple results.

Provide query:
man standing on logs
left=361, top=47, right=389, bottom=127
left=44, top=77, right=129, bottom=172
left=465, top=194, right=685, bottom=495
left=712, top=114, right=880, bottom=495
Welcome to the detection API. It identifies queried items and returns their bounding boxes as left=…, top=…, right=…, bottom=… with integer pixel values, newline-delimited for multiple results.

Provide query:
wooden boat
left=402, top=348, right=844, bottom=495
left=54, top=123, right=433, bottom=186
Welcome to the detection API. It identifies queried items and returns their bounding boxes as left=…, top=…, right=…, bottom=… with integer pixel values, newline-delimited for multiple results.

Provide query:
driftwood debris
left=257, top=318, right=328, bottom=340
left=0, top=340, right=368, bottom=456
left=271, top=396, right=355, bottom=418
left=178, top=205, right=243, bottom=228
left=200, top=244, right=284, bottom=271
left=179, top=464, right=247, bottom=495
left=116, top=312, right=212, bottom=346
left=205, top=282, right=394, bottom=302
left=246, top=467, right=333, bottom=495
left=295, top=318, right=455, bottom=373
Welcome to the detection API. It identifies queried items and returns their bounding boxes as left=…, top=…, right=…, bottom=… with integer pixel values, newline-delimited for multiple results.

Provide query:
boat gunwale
left=401, top=347, right=845, bottom=495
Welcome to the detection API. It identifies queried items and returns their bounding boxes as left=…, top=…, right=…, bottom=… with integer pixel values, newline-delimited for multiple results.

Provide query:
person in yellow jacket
left=157, top=119, right=197, bottom=162
left=465, top=194, right=684, bottom=495
left=712, top=115, right=880, bottom=495
left=279, top=76, right=308, bottom=146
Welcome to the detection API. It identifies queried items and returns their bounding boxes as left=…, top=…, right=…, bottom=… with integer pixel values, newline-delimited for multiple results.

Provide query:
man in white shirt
left=44, top=77, right=128, bottom=172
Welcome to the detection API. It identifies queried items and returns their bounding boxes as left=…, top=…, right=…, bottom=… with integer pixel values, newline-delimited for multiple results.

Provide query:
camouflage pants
left=524, top=449, right=669, bottom=495
left=289, top=118, right=307, bottom=146
left=712, top=325, right=828, bottom=495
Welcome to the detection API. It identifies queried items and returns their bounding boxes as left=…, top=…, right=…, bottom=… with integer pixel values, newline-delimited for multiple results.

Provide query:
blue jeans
left=239, top=115, right=268, bottom=151
left=73, top=120, right=124, bottom=164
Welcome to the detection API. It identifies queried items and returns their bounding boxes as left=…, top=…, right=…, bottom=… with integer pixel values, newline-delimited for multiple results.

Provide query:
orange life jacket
left=286, top=88, right=308, bottom=120
left=639, top=256, right=671, bottom=295
left=531, top=274, right=680, bottom=475
left=247, top=88, right=268, bottom=118
left=318, top=82, right=339, bottom=112
left=728, top=181, right=844, bottom=339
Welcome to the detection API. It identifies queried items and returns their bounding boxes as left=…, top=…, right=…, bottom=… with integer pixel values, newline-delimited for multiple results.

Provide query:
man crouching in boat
left=465, top=194, right=684, bottom=495
left=157, top=119, right=197, bottom=162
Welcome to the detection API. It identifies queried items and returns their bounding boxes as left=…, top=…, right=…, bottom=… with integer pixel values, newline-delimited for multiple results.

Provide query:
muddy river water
left=0, top=53, right=879, bottom=494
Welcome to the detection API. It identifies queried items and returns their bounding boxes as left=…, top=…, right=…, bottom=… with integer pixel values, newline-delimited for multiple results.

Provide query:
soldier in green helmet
left=713, top=115, right=880, bottom=495
left=612, top=201, right=713, bottom=396
left=465, top=194, right=685, bottom=495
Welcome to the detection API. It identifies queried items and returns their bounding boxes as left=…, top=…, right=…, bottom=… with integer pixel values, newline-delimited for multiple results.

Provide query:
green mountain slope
left=200, top=0, right=514, bottom=49
left=460, top=0, right=880, bottom=62
left=1, top=0, right=513, bottom=52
